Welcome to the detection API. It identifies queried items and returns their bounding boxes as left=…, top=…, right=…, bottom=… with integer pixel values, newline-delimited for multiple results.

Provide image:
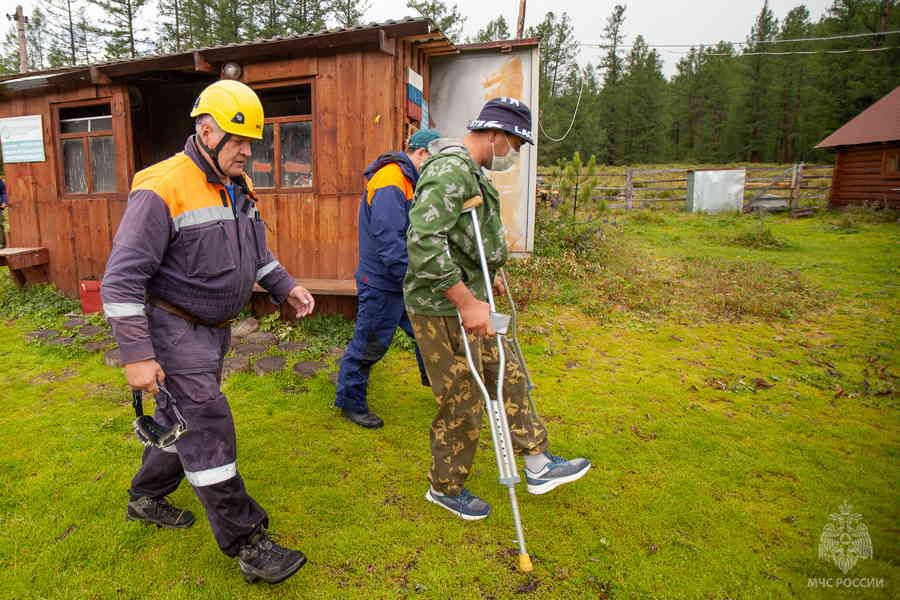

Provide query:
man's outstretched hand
left=287, top=285, right=315, bottom=318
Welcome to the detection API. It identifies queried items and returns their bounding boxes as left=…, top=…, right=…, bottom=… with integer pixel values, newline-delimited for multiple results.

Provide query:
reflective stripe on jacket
left=102, top=136, right=296, bottom=364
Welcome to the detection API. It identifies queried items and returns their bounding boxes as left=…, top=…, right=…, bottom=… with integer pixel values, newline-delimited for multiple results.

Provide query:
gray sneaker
left=425, top=488, right=491, bottom=521
left=127, top=495, right=196, bottom=529
left=525, top=452, right=591, bottom=495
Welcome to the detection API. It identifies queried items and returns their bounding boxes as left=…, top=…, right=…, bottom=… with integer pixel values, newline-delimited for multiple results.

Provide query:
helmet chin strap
left=197, top=131, right=232, bottom=180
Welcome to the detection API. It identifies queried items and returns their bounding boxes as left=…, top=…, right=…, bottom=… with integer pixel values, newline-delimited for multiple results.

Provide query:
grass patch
left=0, top=277, right=80, bottom=324
left=507, top=207, right=819, bottom=323
left=728, top=216, right=791, bottom=250
left=0, top=204, right=896, bottom=599
left=259, top=311, right=354, bottom=356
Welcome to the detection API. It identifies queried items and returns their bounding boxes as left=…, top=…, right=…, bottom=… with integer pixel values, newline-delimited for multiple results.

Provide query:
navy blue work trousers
left=130, top=305, right=267, bottom=557
left=334, top=283, right=427, bottom=413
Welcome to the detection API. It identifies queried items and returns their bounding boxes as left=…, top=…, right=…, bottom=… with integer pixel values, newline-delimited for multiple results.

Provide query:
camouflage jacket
left=404, top=143, right=508, bottom=316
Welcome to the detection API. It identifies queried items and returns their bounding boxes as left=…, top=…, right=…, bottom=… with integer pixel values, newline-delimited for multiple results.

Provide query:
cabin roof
left=0, top=17, right=456, bottom=94
left=816, top=86, right=900, bottom=148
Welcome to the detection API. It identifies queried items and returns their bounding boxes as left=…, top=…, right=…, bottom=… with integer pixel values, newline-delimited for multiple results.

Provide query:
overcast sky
left=2, top=0, right=837, bottom=78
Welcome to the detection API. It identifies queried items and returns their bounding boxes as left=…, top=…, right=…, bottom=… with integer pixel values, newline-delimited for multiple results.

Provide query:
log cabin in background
left=816, top=85, right=900, bottom=210
left=0, top=18, right=540, bottom=318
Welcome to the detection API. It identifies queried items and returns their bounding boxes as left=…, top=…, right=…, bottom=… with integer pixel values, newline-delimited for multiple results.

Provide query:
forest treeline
left=2, top=0, right=897, bottom=165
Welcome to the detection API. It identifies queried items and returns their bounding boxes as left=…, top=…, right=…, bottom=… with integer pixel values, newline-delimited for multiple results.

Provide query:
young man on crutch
left=404, top=98, right=591, bottom=521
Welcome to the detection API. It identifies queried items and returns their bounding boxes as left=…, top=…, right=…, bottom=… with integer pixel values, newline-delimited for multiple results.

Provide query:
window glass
left=250, top=123, right=275, bottom=187
left=63, top=139, right=87, bottom=193
left=60, top=104, right=112, bottom=135
left=61, top=119, right=90, bottom=134
left=90, top=136, right=117, bottom=192
left=90, top=117, right=113, bottom=132
left=884, top=150, right=900, bottom=176
left=280, top=121, right=312, bottom=187
left=259, top=85, right=312, bottom=118
left=60, top=104, right=111, bottom=120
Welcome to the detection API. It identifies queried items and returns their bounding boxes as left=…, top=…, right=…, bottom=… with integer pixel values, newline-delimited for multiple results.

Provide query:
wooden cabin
left=816, top=85, right=900, bottom=210
left=0, top=18, right=461, bottom=318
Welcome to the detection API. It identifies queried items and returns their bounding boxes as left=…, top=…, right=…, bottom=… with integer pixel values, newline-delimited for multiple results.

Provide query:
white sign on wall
left=0, top=115, right=46, bottom=163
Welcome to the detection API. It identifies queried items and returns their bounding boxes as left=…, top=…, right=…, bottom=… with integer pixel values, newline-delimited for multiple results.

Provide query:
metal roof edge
left=0, top=17, right=433, bottom=85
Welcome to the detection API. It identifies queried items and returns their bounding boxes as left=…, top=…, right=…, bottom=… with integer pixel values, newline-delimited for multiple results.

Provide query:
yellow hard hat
left=190, top=80, right=264, bottom=140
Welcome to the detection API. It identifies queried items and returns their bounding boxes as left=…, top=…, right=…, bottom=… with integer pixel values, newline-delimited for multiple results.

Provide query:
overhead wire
left=539, top=70, right=586, bottom=143
left=580, top=28, right=900, bottom=49
left=540, top=29, right=897, bottom=141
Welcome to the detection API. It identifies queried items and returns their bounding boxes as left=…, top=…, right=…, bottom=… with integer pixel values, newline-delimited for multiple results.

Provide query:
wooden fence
left=537, top=163, right=833, bottom=211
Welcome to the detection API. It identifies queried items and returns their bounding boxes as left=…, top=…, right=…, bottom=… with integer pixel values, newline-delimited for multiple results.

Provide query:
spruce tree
left=467, top=16, right=510, bottom=43
left=406, top=0, right=466, bottom=42
left=86, top=0, right=150, bottom=59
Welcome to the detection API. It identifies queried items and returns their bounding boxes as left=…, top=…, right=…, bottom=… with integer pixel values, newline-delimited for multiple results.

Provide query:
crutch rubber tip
left=518, top=553, right=533, bottom=572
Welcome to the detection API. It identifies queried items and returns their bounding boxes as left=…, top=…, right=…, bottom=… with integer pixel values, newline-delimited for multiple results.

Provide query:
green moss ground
left=0, top=209, right=896, bottom=599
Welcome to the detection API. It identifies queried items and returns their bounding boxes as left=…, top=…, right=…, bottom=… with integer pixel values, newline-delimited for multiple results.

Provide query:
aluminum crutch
left=457, top=195, right=533, bottom=573
left=499, top=267, right=535, bottom=394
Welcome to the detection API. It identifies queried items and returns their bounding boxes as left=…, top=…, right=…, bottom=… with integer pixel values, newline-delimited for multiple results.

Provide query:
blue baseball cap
left=467, top=97, right=534, bottom=145
left=408, top=128, right=441, bottom=150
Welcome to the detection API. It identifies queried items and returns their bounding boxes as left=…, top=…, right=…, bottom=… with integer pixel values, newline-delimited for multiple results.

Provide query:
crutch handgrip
left=462, top=195, right=483, bottom=211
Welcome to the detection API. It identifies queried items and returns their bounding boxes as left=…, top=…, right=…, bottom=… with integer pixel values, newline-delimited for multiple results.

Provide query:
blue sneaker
left=425, top=488, right=491, bottom=521
left=525, top=452, right=591, bottom=495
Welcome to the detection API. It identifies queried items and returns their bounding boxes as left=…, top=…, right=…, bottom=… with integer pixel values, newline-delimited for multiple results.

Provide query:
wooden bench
left=0, top=247, right=49, bottom=287
left=250, top=278, right=357, bottom=318
left=252, top=279, right=357, bottom=297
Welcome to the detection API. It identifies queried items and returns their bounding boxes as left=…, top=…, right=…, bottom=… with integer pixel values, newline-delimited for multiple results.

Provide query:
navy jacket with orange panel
left=356, top=152, right=419, bottom=292
left=101, top=136, right=296, bottom=365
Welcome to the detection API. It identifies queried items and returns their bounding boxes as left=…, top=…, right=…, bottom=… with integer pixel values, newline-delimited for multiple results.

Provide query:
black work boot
left=126, top=495, right=196, bottom=529
left=238, top=528, right=307, bottom=584
left=341, top=407, right=384, bottom=429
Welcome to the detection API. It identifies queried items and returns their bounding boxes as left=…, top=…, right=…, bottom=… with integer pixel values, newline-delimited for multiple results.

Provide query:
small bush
left=829, top=210, right=861, bottom=234
left=630, top=211, right=667, bottom=225
left=730, top=225, right=791, bottom=249
left=842, top=204, right=900, bottom=224
left=680, top=256, right=820, bottom=320
left=259, top=312, right=354, bottom=355
left=0, top=270, right=80, bottom=323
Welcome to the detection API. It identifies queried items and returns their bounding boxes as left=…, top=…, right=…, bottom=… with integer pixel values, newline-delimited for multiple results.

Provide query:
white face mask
left=490, top=134, right=520, bottom=172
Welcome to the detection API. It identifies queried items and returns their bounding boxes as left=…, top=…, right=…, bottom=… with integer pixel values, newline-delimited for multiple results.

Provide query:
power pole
left=6, top=5, right=29, bottom=72
left=516, top=0, right=526, bottom=39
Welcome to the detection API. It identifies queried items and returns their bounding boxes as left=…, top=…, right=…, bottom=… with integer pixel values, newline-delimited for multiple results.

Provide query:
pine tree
left=330, top=0, right=370, bottom=27
left=0, top=25, right=20, bottom=73
left=598, top=5, right=627, bottom=163
left=467, top=16, right=510, bottom=43
left=526, top=11, right=577, bottom=99
left=740, top=0, right=779, bottom=162
left=87, top=0, right=150, bottom=59
left=406, top=0, right=466, bottom=42
left=26, top=7, right=51, bottom=70
left=157, top=0, right=188, bottom=52
left=619, top=36, right=666, bottom=164
left=45, top=0, right=80, bottom=65
left=773, top=6, right=813, bottom=162
left=287, top=0, right=329, bottom=34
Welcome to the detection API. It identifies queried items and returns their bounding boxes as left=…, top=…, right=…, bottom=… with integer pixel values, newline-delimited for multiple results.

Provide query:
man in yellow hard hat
left=102, top=80, right=312, bottom=584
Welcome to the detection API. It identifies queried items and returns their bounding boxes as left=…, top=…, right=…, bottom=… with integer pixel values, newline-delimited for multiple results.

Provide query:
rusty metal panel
left=428, top=43, right=539, bottom=254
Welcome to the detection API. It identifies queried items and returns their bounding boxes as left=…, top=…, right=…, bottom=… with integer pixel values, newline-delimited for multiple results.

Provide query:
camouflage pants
left=410, top=313, right=549, bottom=496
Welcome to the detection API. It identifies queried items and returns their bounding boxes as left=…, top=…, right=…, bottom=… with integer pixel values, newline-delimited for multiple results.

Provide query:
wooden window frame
left=53, top=98, right=119, bottom=198
left=882, top=148, right=900, bottom=179
left=250, top=79, right=315, bottom=192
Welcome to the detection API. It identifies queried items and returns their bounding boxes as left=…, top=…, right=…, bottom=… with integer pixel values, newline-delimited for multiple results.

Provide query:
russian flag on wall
left=407, top=68, right=424, bottom=122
